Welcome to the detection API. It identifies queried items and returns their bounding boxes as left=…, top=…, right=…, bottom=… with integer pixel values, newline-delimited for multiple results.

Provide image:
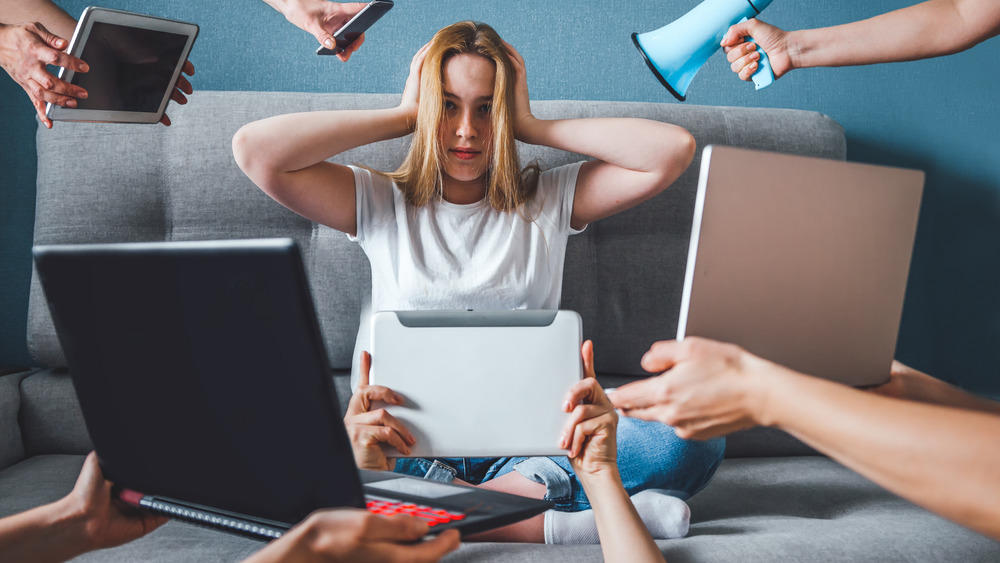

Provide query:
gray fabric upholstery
left=0, top=370, right=32, bottom=470
left=13, top=91, right=995, bottom=560
left=29, top=92, right=845, bottom=378
left=18, top=367, right=814, bottom=461
left=1, top=455, right=994, bottom=562
left=19, top=369, right=92, bottom=457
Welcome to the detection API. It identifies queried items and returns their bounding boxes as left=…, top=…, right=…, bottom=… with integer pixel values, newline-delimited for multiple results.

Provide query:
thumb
left=360, top=351, right=372, bottom=386
left=581, top=340, right=596, bottom=379
left=33, top=22, right=68, bottom=51
left=315, top=31, right=336, bottom=51
left=721, top=19, right=757, bottom=47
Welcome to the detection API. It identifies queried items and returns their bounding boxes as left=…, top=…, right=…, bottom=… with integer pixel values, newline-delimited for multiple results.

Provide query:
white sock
left=544, top=489, right=690, bottom=545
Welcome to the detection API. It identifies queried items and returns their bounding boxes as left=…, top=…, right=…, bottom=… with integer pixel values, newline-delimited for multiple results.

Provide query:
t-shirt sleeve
left=536, top=160, right=586, bottom=236
left=347, top=165, right=395, bottom=244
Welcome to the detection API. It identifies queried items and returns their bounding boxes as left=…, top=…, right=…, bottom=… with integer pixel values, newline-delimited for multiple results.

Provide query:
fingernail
left=563, top=401, right=572, bottom=412
left=558, top=435, right=566, bottom=448
left=66, top=99, right=76, bottom=108
left=80, top=63, right=89, bottom=72
left=324, top=38, right=335, bottom=49
left=748, top=42, right=757, bottom=51
left=79, top=91, right=87, bottom=99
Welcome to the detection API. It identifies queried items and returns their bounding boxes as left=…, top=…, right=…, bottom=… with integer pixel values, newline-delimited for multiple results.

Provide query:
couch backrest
left=29, top=92, right=845, bottom=376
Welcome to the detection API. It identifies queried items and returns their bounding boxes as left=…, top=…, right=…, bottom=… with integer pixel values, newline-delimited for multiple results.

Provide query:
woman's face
left=437, top=53, right=495, bottom=188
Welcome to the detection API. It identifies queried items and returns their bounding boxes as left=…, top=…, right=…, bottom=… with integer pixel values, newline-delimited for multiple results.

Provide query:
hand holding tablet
left=45, top=7, right=198, bottom=125
left=0, top=21, right=89, bottom=128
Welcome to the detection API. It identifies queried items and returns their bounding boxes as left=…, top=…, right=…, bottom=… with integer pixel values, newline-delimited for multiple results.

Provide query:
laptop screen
left=34, top=239, right=365, bottom=524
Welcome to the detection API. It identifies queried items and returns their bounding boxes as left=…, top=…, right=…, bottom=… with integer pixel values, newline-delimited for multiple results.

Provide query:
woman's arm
left=562, top=341, right=665, bottom=563
left=723, top=0, right=1000, bottom=82
left=0, top=0, right=76, bottom=37
left=0, top=452, right=166, bottom=563
left=503, top=44, right=695, bottom=231
left=611, top=338, right=1000, bottom=540
left=232, top=44, right=430, bottom=235
left=875, top=360, right=1000, bottom=415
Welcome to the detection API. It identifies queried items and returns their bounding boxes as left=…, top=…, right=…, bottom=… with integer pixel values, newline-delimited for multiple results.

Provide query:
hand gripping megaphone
left=632, top=0, right=774, bottom=101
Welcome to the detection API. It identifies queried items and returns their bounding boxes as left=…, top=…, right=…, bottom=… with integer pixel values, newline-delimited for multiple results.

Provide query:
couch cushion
left=0, top=369, right=34, bottom=470
left=19, top=369, right=92, bottom=456
left=30, top=93, right=846, bottom=378
left=19, top=368, right=816, bottom=460
left=2, top=455, right=995, bottom=562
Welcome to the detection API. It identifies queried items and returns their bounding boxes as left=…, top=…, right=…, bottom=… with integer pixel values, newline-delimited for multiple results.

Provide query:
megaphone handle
left=746, top=38, right=774, bottom=90
left=737, top=17, right=774, bottom=90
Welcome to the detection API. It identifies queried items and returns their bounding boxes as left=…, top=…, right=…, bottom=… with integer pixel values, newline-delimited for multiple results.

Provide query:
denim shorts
left=394, top=415, right=725, bottom=512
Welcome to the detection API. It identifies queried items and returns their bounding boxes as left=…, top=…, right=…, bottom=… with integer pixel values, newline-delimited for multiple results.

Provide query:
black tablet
left=46, top=7, right=198, bottom=124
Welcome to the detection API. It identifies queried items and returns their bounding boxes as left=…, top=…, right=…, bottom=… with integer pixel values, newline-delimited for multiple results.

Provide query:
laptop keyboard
left=366, top=499, right=466, bottom=526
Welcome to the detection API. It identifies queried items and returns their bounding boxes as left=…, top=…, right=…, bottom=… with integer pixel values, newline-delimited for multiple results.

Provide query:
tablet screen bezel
left=46, top=7, right=198, bottom=124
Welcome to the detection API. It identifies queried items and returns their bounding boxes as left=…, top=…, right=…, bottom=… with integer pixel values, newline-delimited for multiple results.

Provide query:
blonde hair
left=386, top=21, right=538, bottom=212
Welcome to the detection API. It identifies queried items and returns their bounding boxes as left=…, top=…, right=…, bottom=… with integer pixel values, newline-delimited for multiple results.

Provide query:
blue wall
left=2, top=0, right=998, bottom=394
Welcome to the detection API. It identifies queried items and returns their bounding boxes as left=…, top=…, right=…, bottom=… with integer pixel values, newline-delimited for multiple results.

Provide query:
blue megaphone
left=632, top=0, right=775, bottom=101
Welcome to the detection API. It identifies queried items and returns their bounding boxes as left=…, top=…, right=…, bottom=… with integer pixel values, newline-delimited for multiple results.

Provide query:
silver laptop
left=370, top=310, right=583, bottom=458
left=678, top=146, right=924, bottom=387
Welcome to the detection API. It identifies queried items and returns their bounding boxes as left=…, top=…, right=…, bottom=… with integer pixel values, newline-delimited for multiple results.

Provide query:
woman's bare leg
left=458, top=472, right=547, bottom=542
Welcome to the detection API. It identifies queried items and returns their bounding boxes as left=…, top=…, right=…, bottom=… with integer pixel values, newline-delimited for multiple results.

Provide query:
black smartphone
left=315, top=0, right=394, bottom=55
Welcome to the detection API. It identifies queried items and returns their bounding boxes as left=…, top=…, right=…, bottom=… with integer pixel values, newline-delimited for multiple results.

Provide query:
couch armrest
left=0, top=369, right=35, bottom=471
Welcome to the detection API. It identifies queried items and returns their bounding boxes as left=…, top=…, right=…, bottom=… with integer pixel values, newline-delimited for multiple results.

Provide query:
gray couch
left=4, top=92, right=997, bottom=561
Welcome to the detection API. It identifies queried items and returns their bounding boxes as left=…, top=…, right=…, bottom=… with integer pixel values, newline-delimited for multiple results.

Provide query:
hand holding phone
left=316, top=0, right=394, bottom=56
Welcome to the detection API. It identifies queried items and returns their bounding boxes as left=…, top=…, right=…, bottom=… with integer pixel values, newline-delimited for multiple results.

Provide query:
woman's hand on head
left=344, top=351, right=416, bottom=471
left=501, top=41, right=537, bottom=142
left=399, top=42, right=432, bottom=128
left=560, top=340, right=619, bottom=479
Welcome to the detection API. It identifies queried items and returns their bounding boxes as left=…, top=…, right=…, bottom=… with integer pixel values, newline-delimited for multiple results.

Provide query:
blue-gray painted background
left=2, top=1, right=998, bottom=394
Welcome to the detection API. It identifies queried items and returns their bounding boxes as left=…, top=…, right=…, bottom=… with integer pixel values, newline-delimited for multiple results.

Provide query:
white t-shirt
left=347, top=161, right=585, bottom=386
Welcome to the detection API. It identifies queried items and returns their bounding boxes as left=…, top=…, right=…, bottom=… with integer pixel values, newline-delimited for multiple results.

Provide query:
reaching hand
left=560, top=340, right=619, bottom=479
left=277, top=0, right=368, bottom=61
left=0, top=22, right=89, bottom=129
left=344, top=351, right=416, bottom=471
left=159, top=60, right=194, bottom=127
left=246, top=508, right=460, bottom=563
left=69, top=452, right=168, bottom=551
left=609, top=337, right=779, bottom=440
left=501, top=41, right=536, bottom=141
left=721, top=18, right=793, bottom=82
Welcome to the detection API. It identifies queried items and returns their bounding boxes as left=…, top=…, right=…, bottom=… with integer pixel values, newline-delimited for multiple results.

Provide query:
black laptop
left=33, top=238, right=552, bottom=539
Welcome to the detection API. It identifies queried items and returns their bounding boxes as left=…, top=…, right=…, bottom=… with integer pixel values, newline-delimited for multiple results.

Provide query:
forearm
left=762, top=367, right=1000, bottom=539
left=0, top=497, right=91, bottom=563
left=892, top=367, right=1000, bottom=414
left=260, top=0, right=311, bottom=23
left=577, top=469, right=665, bottom=563
left=0, top=0, right=76, bottom=37
left=234, top=107, right=411, bottom=178
left=788, top=0, right=1000, bottom=70
left=520, top=116, right=691, bottom=177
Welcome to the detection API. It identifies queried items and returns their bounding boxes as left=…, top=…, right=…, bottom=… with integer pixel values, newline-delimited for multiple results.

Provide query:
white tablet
left=45, top=7, right=198, bottom=124
left=370, top=310, right=583, bottom=458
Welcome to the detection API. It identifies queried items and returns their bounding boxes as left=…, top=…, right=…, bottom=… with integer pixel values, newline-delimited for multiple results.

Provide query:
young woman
left=234, top=21, right=724, bottom=544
